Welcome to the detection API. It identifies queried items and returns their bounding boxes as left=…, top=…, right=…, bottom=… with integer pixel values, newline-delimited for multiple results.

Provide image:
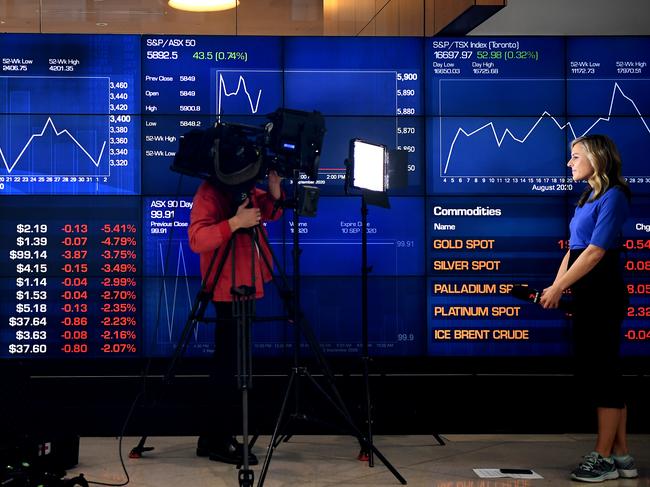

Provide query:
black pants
left=204, top=301, right=240, bottom=439
left=569, top=249, right=627, bottom=409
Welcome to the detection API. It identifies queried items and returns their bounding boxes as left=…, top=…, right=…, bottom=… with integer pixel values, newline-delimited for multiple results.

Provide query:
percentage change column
left=99, top=223, right=139, bottom=355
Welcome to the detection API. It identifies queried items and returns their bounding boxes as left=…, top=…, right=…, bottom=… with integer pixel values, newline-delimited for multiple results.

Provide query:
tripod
left=253, top=175, right=406, bottom=486
left=130, top=216, right=265, bottom=486
left=131, top=177, right=405, bottom=486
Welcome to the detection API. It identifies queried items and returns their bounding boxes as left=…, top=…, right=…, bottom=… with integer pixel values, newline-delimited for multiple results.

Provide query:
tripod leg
left=128, top=436, right=154, bottom=459
left=129, top=292, right=212, bottom=458
left=257, top=370, right=296, bottom=487
left=236, top=297, right=255, bottom=485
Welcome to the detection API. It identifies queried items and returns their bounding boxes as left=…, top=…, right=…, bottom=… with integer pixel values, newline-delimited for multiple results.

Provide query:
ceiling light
left=168, top=0, right=239, bottom=12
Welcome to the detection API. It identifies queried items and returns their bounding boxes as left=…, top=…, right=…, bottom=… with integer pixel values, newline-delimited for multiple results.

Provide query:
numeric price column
left=8, top=224, right=50, bottom=356
left=59, top=224, right=90, bottom=354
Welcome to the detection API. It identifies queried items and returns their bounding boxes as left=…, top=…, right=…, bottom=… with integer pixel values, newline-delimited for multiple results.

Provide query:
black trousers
left=204, top=301, right=240, bottom=439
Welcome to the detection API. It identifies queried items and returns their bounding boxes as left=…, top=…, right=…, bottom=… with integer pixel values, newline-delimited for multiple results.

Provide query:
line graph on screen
left=144, top=241, right=211, bottom=354
left=440, top=80, right=650, bottom=179
left=0, top=76, right=110, bottom=178
left=0, top=116, right=107, bottom=176
left=215, top=70, right=282, bottom=116
left=215, top=68, right=421, bottom=117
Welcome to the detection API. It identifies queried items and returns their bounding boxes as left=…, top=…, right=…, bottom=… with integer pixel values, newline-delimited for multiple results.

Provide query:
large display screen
left=1, top=33, right=649, bottom=364
left=426, top=37, right=650, bottom=196
left=0, top=34, right=140, bottom=195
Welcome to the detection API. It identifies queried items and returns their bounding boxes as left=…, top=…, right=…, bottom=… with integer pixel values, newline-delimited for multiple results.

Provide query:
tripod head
left=270, top=184, right=319, bottom=219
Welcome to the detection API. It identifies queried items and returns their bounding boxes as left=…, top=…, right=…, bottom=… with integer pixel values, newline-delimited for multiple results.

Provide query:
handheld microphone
left=510, top=284, right=541, bottom=304
left=510, top=284, right=573, bottom=311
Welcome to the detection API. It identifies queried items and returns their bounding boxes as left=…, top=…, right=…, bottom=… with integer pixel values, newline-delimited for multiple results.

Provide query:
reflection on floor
left=66, top=435, right=649, bottom=487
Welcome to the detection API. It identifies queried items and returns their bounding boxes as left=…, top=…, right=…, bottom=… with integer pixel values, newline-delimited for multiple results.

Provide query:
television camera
left=171, top=108, right=325, bottom=186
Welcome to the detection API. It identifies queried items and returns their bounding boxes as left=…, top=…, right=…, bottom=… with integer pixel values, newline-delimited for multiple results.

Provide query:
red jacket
left=188, top=181, right=282, bottom=302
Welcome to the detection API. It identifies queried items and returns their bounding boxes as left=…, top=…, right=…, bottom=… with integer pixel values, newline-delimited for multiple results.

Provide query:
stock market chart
left=1, top=34, right=649, bottom=362
left=141, top=35, right=424, bottom=196
left=1, top=197, right=140, bottom=358
left=567, top=37, right=650, bottom=194
left=139, top=196, right=425, bottom=356
left=426, top=37, right=650, bottom=196
left=0, top=34, right=140, bottom=195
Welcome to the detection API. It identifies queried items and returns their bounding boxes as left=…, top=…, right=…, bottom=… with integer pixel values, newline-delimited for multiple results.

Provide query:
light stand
left=347, top=141, right=446, bottom=451
left=345, top=139, right=390, bottom=465
left=358, top=189, right=381, bottom=465
left=254, top=174, right=406, bottom=487
left=290, top=171, right=304, bottom=432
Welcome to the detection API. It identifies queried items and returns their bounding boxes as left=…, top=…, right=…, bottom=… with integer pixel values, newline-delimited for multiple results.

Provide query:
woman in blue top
left=540, top=134, right=637, bottom=482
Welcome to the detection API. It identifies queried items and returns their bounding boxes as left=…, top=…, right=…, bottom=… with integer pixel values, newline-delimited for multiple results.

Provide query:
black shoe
left=197, top=436, right=258, bottom=466
left=196, top=435, right=217, bottom=457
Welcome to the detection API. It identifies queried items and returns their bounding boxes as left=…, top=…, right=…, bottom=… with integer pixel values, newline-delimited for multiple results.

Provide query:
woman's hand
left=540, top=284, right=563, bottom=309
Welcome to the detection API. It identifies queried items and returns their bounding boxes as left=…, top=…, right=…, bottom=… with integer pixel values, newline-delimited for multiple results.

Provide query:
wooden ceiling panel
left=237, top=0, right=325, bottom=35
left=0, top=0, right=40, bottom=33
left=1, top=0, right=501, bottom=36
left=37, top=0, right=237, bottom=34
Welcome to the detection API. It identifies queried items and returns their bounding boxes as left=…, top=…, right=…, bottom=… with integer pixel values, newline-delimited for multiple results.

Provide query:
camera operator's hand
left=268, top=170, right=283, bottom=200
left=229, top=198, right=261, bottom=231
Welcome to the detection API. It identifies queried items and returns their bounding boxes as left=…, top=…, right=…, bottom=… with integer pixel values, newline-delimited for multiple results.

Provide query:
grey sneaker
left=571, top=451, right=619, bottom=482
left=612, top=453, right=638, bottom=478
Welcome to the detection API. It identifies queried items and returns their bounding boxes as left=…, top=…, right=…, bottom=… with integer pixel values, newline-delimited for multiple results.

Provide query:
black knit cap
left=213, top=126, right=263, bottom=187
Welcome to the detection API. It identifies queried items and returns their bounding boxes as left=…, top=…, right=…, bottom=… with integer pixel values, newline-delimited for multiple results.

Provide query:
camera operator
left=188, top=167, right=283, bottom=466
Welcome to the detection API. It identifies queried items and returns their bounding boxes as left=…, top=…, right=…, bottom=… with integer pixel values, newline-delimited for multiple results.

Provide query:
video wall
left=1, top=34, right=648, bottom=361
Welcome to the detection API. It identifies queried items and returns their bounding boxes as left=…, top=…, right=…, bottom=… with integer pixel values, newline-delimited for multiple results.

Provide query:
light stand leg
left=360, top=194, right=374, bottom=466
left=299, top=368, right=407, bottom=485
left=257, top=369, right=297, bottom=487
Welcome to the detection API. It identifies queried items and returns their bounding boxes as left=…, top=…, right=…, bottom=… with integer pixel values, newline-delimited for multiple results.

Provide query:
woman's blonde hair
left=572, top=134, right=630, bottom=206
